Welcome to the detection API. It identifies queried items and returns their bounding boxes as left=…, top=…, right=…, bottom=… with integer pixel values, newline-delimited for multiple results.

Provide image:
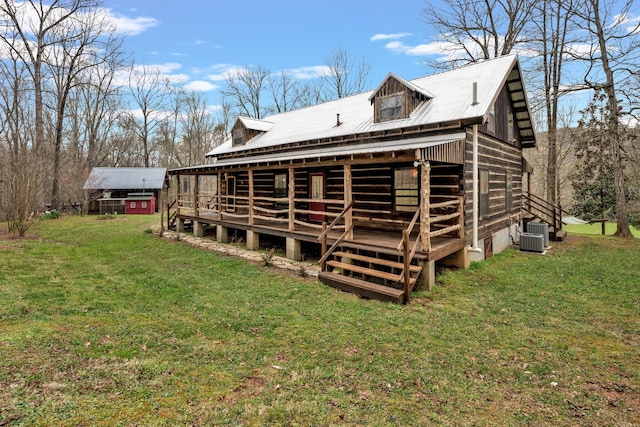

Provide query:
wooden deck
left=175, top=211, right=465, bottom=263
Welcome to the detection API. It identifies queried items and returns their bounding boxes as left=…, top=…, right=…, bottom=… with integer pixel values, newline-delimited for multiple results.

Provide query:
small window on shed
left=130, top=202, right=136, bottom=209
left=142, top=201, right=148, bottom=209
left=377, top=93, right=404, bottom=122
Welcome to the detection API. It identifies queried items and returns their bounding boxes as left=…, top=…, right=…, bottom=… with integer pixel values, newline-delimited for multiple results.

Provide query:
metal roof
left=172, top=133, right=466, bottom=172
left=83, top=167, right=166, bottom=190
left=206, top=55, right=536, bottom=160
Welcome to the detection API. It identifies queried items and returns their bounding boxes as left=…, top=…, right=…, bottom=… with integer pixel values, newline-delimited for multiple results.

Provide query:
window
left=232, top=129, right=244, bottom=146
left=505, top=173, right=513, bottom=212
left=507, top=110, right=515, bottom=142
left=142, top=201, right=148, bottom=209
left=480, top=169, right=489, bottom=217
left=394, top=168, right=419, bottom=212
left=274, top=173, right=287, bottom=198
left=130, top=202, right=136, bottom=209
left=487, top=104, right=496, bottom=135
left=378, top=93, right=404, bottom=121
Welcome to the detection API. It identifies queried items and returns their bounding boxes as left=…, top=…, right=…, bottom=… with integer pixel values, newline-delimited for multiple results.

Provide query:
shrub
left=41, top=211, right=61, bottom=220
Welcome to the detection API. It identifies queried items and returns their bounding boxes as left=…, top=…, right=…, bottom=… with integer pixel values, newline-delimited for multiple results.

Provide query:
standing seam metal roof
left=206, top=55, right=533, bottom=160
left=83, top=167, right=167, bottom=190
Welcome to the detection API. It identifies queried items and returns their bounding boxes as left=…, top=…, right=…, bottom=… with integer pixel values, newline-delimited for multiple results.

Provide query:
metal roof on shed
left=83, top=167, right=166, bottom=190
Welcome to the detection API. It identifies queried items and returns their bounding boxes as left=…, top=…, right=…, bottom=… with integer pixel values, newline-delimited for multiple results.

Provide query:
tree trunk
left=592, top=1, right=633, bottom=238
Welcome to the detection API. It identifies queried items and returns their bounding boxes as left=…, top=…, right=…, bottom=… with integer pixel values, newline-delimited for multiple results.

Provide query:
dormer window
left=370, top=73, right=432, bottom=124
left=232, top=129, right=244, bottom=146
left=378, top=93, right=405, bottom=121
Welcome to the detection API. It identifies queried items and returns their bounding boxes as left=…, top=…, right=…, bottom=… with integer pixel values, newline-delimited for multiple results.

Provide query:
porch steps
left=319, top=244, right=424, bottom=304
left=318, top=271, right=405, bottom=304
left=331, top=251, right=423, bottom=273
left=336, top=241, right=429, bottom=260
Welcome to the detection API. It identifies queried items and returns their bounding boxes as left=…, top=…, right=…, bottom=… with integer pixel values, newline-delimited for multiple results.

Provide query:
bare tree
left=422, top=0, right=536, bottom=67
left=44, top=7, right=124, bottom=210
left=267, top=70, right=305, bottom=113
left=222, top=65, right=270, bottom=119
left=323, top=47, right=371, bottom=99
left=527, top=0, right=579, bottom=206
left=177, top=91, right=217, bottom=167
left=127, top=64, right=169, bottom=167
left=0, top=52, right=42, bottom=235
left=0, top=0, right=98, bottom=156
left=570, top=0, right=639, bottom=238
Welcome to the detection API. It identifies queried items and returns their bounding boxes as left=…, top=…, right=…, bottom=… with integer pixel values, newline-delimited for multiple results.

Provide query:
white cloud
left=384, top=40, right=447, bottom=56
left=107, top=12, right=159, bottom=35
left=370, top=32, right=412, bottom=42
left=207, top=65, right=247, bottom=81
left=184, top=80, right=218, bottom=92
left=288, top=65, right=330, bottom=79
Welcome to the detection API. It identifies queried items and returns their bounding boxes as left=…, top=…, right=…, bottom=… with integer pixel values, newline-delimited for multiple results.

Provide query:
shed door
left=309, top=173, right=325, bottom=222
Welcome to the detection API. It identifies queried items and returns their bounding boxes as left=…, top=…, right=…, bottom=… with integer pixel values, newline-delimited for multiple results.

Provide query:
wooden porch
left=168, top=172, right=466, bottom=304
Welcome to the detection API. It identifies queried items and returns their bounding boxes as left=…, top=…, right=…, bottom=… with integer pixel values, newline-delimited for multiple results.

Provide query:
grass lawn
left=564, top=222, right=640, bottom=238
left=1, top=215, right=639, bottom=426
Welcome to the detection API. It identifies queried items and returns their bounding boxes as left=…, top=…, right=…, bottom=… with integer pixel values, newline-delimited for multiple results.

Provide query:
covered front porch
left=167, top=137, right=469, bottom=302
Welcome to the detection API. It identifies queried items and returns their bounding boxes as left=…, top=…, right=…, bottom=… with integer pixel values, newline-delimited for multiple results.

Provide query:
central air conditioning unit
left=527, top=222, right=549, bottom=247
left=520, top=233, right=545, bottom=253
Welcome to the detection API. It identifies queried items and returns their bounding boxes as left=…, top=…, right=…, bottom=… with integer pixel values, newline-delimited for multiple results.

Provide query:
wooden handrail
left=523, top=192, right=568, bottom=231
left=317, top=200, right=353, bottom=241
left=397, top=207, right=421, bottom=251
left=319, top=224, right=354, bottom=266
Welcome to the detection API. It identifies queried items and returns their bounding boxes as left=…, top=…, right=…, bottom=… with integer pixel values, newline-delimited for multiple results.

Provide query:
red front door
left=309, top=173, right=325, bottom=222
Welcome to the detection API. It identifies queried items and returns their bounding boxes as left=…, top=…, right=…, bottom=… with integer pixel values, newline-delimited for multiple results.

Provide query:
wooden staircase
left=317, top=204, right=427, bottom=304
left=522, top=192, right=568, bottom=242
left=319, top=241, right=426, bottom=304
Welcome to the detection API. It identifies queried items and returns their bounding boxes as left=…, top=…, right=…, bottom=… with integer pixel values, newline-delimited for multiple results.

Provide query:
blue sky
left=105, top=0, right=437, bottom=102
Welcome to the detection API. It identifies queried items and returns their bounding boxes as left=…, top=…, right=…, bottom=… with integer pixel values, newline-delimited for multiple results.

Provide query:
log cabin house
left=167, top=55, right=537, bottom=303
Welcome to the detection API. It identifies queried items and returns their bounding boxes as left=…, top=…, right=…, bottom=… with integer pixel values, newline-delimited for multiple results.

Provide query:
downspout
left=468, top=123, right=482, bottom=253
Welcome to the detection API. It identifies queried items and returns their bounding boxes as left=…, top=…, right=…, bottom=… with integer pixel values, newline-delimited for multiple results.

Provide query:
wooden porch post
left=288, top=166, right=295, bottom=231
left=420, top=162, right=431, bottom=252
left=344, top=163, right=353, bottom=239
left=176, top=175, right=181, bottom=215
left=248, top=169, right=254, bottom=225
left=193, top=174, right=199, bottom=217
left=217, top=172, right=222, bottom=216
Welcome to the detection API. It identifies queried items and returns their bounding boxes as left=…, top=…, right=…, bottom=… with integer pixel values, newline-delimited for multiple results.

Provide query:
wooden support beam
left=344, top=163, right=353, bottom=240
left=194, top=174, right=199, bottom=217
left=176, top=175, right=180, bottom=215
left=248, top=169, right=254, bottom=226
left=288, top=166, right=295, bottom=231
left=217, top=172, right=222, bottom=215
left=420, top=161, right=431, bottom=252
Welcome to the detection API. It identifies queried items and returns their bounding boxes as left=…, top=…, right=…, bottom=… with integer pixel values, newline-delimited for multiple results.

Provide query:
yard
left=1, top=215, right=638, bottom=426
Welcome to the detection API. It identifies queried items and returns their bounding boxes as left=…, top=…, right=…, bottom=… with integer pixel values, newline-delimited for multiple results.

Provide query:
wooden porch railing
left=522, top=192, right=568, bottom=233
left=167, top=200, right=177, bottom=230
left=398, top=208, right=422, bottom=304
left=318, top=201, right=354, bottom=271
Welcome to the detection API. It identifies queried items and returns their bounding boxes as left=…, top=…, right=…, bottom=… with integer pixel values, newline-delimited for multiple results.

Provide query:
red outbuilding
left=125, top=193, right=156, bottom=215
